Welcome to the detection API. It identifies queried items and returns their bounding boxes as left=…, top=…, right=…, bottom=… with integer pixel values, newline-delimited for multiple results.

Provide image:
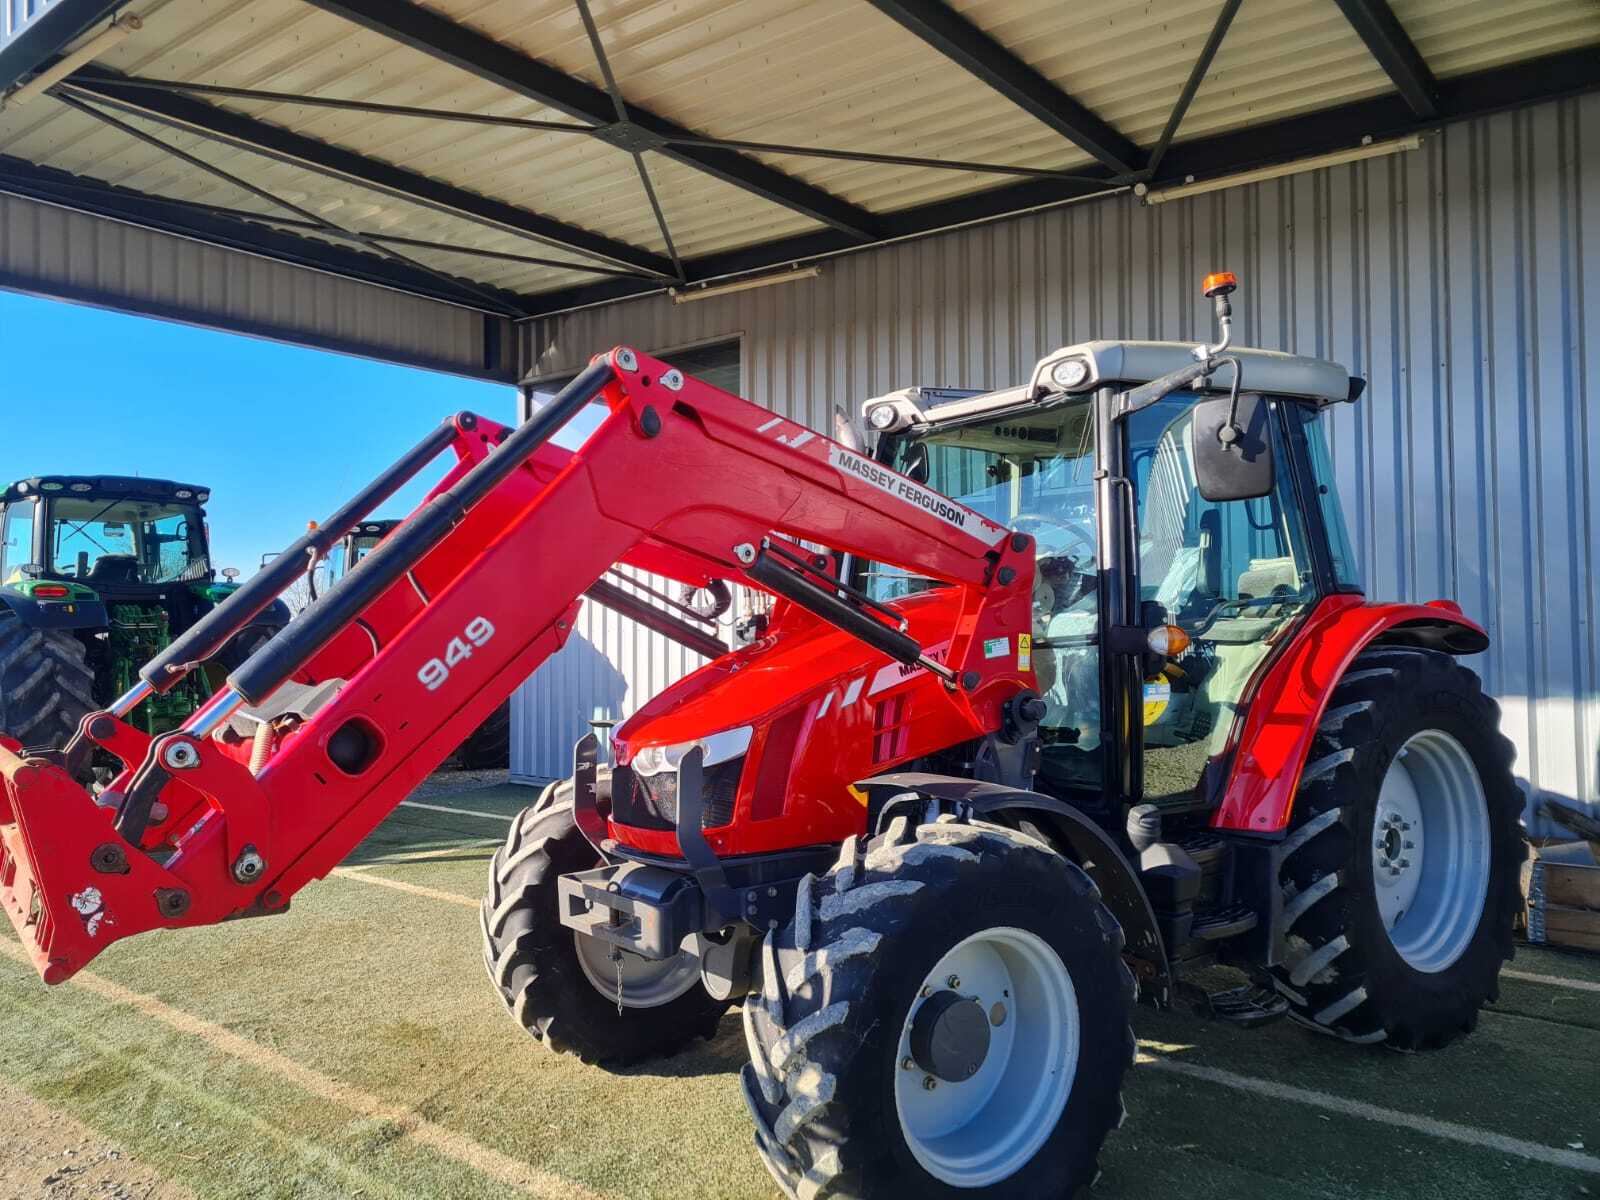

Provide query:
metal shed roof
left=2, top=0, right=1597, bottom=321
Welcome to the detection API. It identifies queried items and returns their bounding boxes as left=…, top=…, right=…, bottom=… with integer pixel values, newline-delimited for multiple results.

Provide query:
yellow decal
left=847, top=784, right=869, bottom=807
left=1142, top=676, right=1172, bottom=725
left=1017, top=634, right=1032, bottom=672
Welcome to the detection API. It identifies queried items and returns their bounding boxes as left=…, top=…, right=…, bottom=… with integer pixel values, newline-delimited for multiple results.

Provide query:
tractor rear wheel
left=480, top=777, right=729, bottom=1064
left=454, top=700, right=511, bottom=770
left=0, top=612, right=96, bottom=750
left=1271, top=647, right=1523, bottom=1049
left=742, top=816, right=1134, bottom=1199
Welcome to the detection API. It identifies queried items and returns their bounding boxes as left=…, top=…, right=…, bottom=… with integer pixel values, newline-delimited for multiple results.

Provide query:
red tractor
left=0, top=276, right=1522, bottom=1199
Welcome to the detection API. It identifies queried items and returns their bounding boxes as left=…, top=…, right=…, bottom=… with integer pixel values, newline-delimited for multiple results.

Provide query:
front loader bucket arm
left=0, top=348, right=1034, bottom=984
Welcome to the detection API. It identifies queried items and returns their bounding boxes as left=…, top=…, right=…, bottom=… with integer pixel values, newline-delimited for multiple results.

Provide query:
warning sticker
left=1142, top=677, right=1172, bottom=726
left=983, top=636, right=1009, bottom=659
left=1018, top=633, right=1032, bottom=671
left=828, top=445, right=1008, bottom=545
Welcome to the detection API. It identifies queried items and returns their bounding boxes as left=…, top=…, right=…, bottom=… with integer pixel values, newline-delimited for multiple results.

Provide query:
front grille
left=615, top=757, right=744, bottom=831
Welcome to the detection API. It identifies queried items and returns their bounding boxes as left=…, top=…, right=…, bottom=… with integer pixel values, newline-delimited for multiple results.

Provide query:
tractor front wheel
left=0, top=612, right=96, bottom=750
left=480, top=778, right=729, bottom=1064
left=1271, top=647, right=1524, bottom=1049
left=743, top=816, right=1133, bottom=1199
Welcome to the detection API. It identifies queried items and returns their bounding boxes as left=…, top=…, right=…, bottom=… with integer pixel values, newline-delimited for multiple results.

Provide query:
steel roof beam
left=524, top=44, right=1600, bottom=317
left=1333, top=0, right=1438, bottom=118
left=1147, top=0, right=1242, bottom=178
left=0, top=154, right=536, bottom=314
left=0, top=0, right=121, bottom=92
left=303, top=0, right=881, bottom=241
left=66, top=65, right=676, bottom=279
left=862, top=0, right=1143, bottom=176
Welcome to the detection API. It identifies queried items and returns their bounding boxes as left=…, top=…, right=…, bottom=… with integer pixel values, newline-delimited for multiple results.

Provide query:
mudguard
left=0, top=584, right=107, bottom=632
left=1211, top=594, right=1490, bottom=834
left=859, top=772, right=1172, bottom=1006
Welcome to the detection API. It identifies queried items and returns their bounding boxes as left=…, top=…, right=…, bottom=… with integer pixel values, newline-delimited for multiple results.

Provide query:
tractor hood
left=610, top=583, right=1029, bottom=858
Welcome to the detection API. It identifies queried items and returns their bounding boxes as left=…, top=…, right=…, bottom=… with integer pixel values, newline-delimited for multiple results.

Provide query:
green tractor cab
left=0, top=475, right=290, bottom=747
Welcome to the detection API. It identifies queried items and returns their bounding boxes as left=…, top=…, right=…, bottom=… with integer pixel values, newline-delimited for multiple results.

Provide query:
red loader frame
left=0, top=348, right=1034, bottom=984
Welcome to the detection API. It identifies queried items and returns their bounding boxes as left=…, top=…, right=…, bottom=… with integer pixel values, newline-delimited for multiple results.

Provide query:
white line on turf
left=331, top=867, right=478, bottom=908
left=1502, top=968, right=1600, bottom=995
left=1140, top=1050, right=1600, bottom=1175
left=398, top=800, right=515, bottom=822
left=0, top=940, right=606, bottom=1200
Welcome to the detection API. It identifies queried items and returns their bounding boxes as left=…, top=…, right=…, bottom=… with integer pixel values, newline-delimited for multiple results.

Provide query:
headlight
left=631, top=725, right=754, bottom=776
left=1049, top=357, right=1091, bottom=390
left=866, top=403, right=900, bottom=431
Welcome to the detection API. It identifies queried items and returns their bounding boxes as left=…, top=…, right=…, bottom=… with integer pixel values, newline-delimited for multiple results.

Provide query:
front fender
left=1211, top=594, right=1489, bottom=835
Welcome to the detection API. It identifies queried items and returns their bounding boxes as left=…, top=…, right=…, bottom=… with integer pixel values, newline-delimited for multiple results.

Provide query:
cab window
left=1, top=500, right=36, bottom=583
left=1127, top=394, right=1317, bottom=806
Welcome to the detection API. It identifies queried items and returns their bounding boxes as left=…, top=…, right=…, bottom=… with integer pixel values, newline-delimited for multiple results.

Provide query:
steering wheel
left=1011, top=512, right=1096, bottom=568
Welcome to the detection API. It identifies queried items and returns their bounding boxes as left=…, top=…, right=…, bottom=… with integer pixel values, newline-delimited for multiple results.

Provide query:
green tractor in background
left=333, top=519, right=510, bottom=771
left=0, top=476, right=290, bottom=749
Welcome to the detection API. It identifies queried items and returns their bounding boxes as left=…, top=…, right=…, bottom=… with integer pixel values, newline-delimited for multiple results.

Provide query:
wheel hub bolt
left=902, top=1056, right=916, bottom=1071
left=923, top=1075, right=938, bottom=1091
left=946, top=975, right=961, bottom=989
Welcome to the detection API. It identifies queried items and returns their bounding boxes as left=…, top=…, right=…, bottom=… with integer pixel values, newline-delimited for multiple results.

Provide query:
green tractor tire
left=0, top=611, right=97, bottom=750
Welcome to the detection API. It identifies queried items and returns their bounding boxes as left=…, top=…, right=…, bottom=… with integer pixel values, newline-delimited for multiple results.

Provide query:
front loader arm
left=0, top=348, right=1034, bottom=984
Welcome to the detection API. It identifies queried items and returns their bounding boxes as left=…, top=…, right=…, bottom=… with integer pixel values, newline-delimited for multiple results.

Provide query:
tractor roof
left=348, top=519, right=402, bottom=539
left=2, top=475, right=211, bottom=504
left=1053, top=341, right=1352, bottom=405
left=864, top=340, right=1357, bottom=430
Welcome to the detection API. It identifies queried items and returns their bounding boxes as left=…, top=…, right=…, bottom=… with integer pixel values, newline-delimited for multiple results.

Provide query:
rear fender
left=0, top=586, right=107, bottom=632
left=860, top=772, right=1171, bottom=1006
left=1211, top=595, right=1489, bottom=835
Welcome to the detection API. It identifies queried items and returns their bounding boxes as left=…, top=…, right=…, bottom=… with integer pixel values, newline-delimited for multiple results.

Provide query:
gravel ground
left=407, top=767, right=544, bottom=802
left=0, top=1077, right=192, bottom=1200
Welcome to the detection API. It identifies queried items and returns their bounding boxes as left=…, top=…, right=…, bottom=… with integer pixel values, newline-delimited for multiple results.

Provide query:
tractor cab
left=2, top=475, right=215, bottom=597
left=0, top=476, right=277, bottom=743
left=333, top=519, right=400, bottom=579
left=858, top=313, right=1361, bottom=827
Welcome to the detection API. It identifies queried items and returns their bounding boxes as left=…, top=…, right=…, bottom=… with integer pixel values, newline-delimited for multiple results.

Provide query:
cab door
left=1123, top=394, right=1320, bottom=809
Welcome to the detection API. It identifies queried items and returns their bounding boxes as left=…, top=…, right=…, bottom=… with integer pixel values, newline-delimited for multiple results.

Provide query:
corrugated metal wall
left=0, top=192, right=509, bottom=380
left=511, top=94, right=1599, bottom=831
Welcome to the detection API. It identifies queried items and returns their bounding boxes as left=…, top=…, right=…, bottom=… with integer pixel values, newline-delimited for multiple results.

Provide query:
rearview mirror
left=1191, top=393, right=1274, bottom=502
left=901, top=442, right=929, bottom=483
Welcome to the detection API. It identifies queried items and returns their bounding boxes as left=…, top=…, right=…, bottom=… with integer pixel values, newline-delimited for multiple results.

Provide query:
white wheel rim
left=1372, top=729, right=1491, bottom=973
left=893, top=926, right=1079, bottom=1188
left=573, top=933, right=701, bottom=1008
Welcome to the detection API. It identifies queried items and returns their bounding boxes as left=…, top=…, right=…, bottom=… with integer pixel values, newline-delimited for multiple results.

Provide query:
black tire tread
left=1271, top=646, right=1524, bottom=1050
left=743, top=816, right=1135, bottom=1200
left=479, top=777, right=729, bottom=1065
left=0, top=613, right=95, bottom=749
left=453, top=699, right=511, bottom=770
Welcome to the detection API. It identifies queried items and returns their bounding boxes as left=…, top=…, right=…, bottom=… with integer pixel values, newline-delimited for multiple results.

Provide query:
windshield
left=47, top=497, right=209, bottom=585
left=348, top=534, right=383, bottom=566
left=864, top=397, right=1104, bottom=790
left=865, top=397, right=1097, bottom=604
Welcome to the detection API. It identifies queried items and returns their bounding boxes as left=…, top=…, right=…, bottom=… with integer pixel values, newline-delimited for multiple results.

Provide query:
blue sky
left=0, top=291, right=520, bottom=576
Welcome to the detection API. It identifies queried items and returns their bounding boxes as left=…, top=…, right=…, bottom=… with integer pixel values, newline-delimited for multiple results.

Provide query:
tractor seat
left=86, top=555, right=140, bottom=583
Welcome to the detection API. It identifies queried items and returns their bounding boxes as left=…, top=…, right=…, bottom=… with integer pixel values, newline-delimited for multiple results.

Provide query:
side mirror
left=901, top=442, right=930, bottom=483
left=222, top=567, right=241, bottom=581
left=1191, top=393, right=1274, bottom=502
left=19, top=562, right=43, bottom=579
